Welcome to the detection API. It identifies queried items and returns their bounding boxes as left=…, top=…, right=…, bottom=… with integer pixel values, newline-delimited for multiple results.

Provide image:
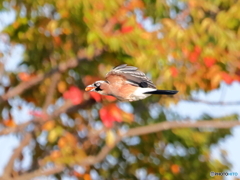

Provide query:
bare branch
left=0, top=100, right=74, bottom=136
left=0, top=122, right=31, bottom=136
left=2, top=120, right=239, bottom=180
left=0, top=49, right=103, bottom=103
left=125, top=120, right=240, bottom=137
left=10, top=165, right=65, bottom=180
left=50, top=100, right=73, bottom=117
left=183, top=98, right=240, bottom=105
left=1, top=133, right=32, bottom=179
left=11, top=144, right=116, bottom=180
left=65, top=98, right=96, bottom=114
left=78, top=136, right=122, bottom=166
left=42, top=73, right=61, bottom=112
left=78, top=120, right=240, bottom=166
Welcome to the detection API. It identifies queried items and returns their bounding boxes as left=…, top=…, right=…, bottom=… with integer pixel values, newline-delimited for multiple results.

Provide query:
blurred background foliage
left=0, top=0, right=240, bottom=179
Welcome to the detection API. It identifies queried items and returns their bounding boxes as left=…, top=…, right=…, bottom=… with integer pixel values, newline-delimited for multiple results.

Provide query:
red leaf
left=102, top=95, right=116, bottom=102
left=121, top=26, right=134, bottom=34
left=188, top=46, right=201, bottom=63
left=204, top=57, right=216, bottom=68
left=63, top=86, right=83, bottom=105
left=189, top=52, right=198, bottom=63
left=194, top=46, right=201, bottom=54
left=89, top=92, right=116, bottom=102
left=99, top=104, right=122, bottom=128
left=170, top=67, right=178, bottom=77
left=89, top=92, right=102, bottom=102
left=221, top=72, right=234, bottom=85
left=99, top=104, right=133, bottom=127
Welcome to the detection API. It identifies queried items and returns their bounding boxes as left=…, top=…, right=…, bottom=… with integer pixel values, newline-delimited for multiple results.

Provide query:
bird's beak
left=85, top=85, right=96, bottom=92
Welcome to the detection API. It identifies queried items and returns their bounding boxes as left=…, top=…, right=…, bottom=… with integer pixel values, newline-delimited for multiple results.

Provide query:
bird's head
left=85, top=81, right=108, bottom=95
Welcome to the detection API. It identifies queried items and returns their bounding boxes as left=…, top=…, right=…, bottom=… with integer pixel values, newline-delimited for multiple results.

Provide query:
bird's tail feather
left=144, top=90, right=178, bottom=95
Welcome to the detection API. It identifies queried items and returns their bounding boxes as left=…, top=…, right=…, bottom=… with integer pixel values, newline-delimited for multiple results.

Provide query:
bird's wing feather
left=106, top=64, right=156, bottom=89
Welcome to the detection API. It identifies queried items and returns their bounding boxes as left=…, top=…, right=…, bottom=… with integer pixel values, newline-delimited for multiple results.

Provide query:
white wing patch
left=128, top=87, right=156, bottom=101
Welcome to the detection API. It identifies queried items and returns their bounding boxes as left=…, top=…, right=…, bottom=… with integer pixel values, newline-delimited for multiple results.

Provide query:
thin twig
left=183, top=98, right=240, bottom=105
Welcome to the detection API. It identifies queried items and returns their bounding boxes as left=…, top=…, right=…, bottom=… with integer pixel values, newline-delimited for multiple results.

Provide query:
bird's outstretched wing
left=106, top=64, right=156, bottom=89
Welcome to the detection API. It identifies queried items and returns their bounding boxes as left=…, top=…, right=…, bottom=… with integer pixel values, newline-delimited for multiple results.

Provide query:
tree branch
left=183, top=98, right=240, bottom=105
left=0, top=97, right=95, bottom=136
left=42, top=73, right=61, bottom=112
left=77, top=120, right=240, bottom=166
left=1, top=133, right=32, bottom=179
left=0, top=49, right=103, bottom=103
left=4, top=120, right=239, bottom=180
left=78, top=136, right=122, bottom=166
left=0, top=122, right=31, bottom=136
left=9, top=165, right=65, bottom=180
left=0, top=100, right=74, bottom=136
left=125, top=120, right=240, bottom=137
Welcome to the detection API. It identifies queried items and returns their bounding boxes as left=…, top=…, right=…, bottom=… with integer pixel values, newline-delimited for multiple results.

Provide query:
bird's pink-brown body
left=85, top=64, right=178, bottom=101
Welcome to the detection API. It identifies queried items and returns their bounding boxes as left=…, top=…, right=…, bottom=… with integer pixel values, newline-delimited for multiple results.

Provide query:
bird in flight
left=85, top=64, right=178, bottom=101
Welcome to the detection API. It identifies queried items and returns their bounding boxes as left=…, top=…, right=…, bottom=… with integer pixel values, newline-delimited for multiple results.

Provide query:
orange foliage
left=170, top=67, right=178, bottom=77
left=127, top=0, right=145, bottom=10
left=50, top=150, right=61, bottom=159
left=83, top=174, right=91, bottom=180
left=121, top=26, right=134, bottom=34
left=42, top=121, right=55, bottom=131
left=171, top=164, right=180, bottom=174
left=221, top=72, right=234, bottom=85
left=58, top=132, right=77, bottom=149
left=188, top=46, right=202, bottom=63
left=53, top=36, right=62, bottom=46
left=18, top=72, right=36, bottom=82
left=3, top=119, right=16, bottom=127
left=57, top=81, right=67, bottom=93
